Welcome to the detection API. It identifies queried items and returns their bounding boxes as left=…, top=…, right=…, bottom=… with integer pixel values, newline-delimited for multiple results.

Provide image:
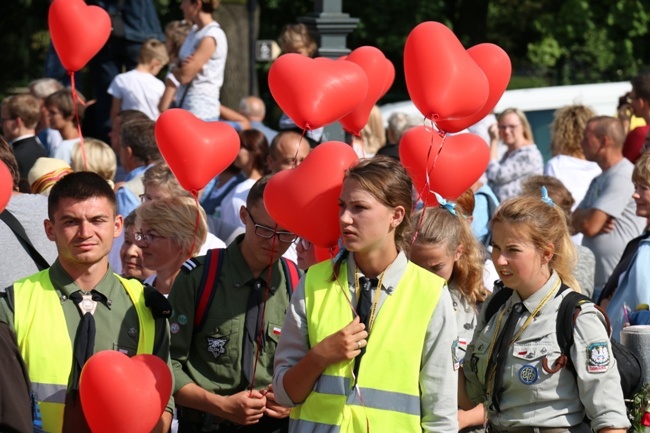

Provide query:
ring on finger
left=357, top=340, right=361, bottom=349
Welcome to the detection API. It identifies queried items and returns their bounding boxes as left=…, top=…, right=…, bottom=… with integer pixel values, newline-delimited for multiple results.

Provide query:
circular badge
left=518, top=364, right=538, bottom=385
left=177, top=314, right=188, bottom=325
left=170, top=323, right=180, bottom=334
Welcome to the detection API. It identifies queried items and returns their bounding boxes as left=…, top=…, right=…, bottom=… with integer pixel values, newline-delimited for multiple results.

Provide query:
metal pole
left=248, top=0, right=257, bottom=96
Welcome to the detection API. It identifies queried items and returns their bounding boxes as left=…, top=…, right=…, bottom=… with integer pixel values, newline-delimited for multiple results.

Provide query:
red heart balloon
left=399, top=126, right=490, bottom=206
left=437, top=44, right=512, bottom=133
left=340, top=46, right=395, bottom=135
left=404, top=22, right=488, bottom=124
left=264, top=141, right=359, bottom=248
left=80, top=351, right=172, bottom=433
left=0, top=161, right=12, bottom=212
left=155, top=109, right=240, bottom=192
left=48, top=0, right=111, bottom=72
left=380, top=60, right=396, bottom=98
left=268, top=54, right=369, bottom=130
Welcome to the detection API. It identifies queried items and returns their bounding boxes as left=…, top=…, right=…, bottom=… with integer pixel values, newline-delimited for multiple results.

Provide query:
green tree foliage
left=1, top=0, right=649, bottom=97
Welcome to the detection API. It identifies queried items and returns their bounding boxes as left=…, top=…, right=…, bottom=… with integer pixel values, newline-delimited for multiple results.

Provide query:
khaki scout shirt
left=0, top=260, right=172, bottom=410
left=169, top=235, right=296, bottom=395
left=463, top=272, right=630, bottom=432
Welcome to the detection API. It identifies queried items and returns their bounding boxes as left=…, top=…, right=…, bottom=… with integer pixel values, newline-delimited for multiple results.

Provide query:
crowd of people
left=3, top=0, right=650, bottom=432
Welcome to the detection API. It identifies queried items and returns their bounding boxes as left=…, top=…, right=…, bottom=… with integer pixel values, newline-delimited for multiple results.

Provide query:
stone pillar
left=298, top=0, right=358, bottom=142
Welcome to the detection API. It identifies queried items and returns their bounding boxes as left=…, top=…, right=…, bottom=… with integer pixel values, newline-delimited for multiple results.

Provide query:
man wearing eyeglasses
left=169, top=175, right=300, bottom=433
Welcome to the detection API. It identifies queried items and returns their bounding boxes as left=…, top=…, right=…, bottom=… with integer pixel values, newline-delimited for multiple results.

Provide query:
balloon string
left=188, top=191, right=200, bottom=258
left=69, top=72, right=87, bottom=171
left=292, top=131, right=307, bottom=170
left=421, top=119, right=447, bottom=206
left=248, top=226, right=279, bottom=395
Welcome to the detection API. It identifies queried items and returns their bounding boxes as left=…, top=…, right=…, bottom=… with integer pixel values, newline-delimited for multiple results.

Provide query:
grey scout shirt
left=463, top=272, right=629, bottom=431
left=273, top=251, right=459, bottom=433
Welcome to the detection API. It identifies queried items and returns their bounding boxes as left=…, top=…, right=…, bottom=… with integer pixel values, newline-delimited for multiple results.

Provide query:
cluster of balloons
left=44, top=6, right=512, bottom=426
left=401, top=21, right=511, bottom=205
left=268, top=46, right=395, bottom=137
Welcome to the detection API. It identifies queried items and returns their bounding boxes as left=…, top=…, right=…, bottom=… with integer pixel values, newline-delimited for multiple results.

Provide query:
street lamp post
left=299, top=0, right=358, bottom=142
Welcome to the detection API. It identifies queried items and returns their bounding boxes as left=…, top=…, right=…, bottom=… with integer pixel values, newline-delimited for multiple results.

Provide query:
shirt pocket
left=203, top=317, right=240, bottom=365
left=510, top=334, right=563, bottom=394
left=464, top=331, right=493, bottom=386
left=265, top=322, right=283, bottom=351
left=113, top=343, right=137, bottom=357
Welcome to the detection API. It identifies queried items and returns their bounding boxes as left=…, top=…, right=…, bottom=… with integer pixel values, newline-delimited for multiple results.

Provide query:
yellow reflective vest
left=290, top=260, right=444, bottom=433
left=13, top=270, right=156, bottom=433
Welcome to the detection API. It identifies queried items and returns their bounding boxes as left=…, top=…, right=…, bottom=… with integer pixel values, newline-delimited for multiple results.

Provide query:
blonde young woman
left=410, top=205, right=490, bottom=432
left=487, top=108, right=543, bottom=201
left=273, top=157, right=459, bottom=432
left=461, top=195, right=629, bottom=433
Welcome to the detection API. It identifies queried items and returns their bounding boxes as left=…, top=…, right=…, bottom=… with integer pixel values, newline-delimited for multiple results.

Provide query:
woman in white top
left=173, top=0, right=227, bottom=120
left=544, top=105, right=601, bottom=220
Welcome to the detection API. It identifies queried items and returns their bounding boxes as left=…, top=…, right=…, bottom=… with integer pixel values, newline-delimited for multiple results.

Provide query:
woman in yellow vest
left=272, top=156, right=459, bottom=432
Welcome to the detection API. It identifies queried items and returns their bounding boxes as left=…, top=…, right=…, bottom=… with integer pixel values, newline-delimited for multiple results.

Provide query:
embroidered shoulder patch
left=206, top=336, right=228, bottom=360
left=452, top=338, right=460, bottom=370
left=587, top=342, right=609, bottom=373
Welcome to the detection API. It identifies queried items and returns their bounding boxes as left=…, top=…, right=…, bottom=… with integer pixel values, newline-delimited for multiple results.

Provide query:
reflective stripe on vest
left=290, top=260, right=444, bottom=433
left=13, top=270, right=156, bottom=433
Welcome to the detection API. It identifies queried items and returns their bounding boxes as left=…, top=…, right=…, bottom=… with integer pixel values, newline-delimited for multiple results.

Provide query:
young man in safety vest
left=0, top=171, right=172, bottom=433
left=169, top=175, right=300, bottom=433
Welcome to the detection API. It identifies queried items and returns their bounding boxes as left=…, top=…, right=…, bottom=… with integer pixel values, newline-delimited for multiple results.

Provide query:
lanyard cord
left=485, top=279, right=561, bottom=396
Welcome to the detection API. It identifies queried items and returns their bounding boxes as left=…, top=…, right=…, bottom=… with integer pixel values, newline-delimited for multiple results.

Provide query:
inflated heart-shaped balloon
left=80, top=351, right=172, bottom=433
left=269, top=54, right=369, bottom=131
left=48, top=0, right=111, bottom=72
left=0, top=161, right=12, bottom=212
left=264, top=141, right=359, bottom=248
left=437, top=43, right=512, bottom=133
left=399, top=126, right=490, bottom=206
left=340, top=46, right=395, bottom=135
left=404, top=22, right=488, bottom=125
left=155, top=109, right=240, bottom=192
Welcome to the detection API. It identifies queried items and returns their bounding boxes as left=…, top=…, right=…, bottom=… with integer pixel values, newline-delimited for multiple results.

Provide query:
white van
left=379, top=81, right=632, bottom=161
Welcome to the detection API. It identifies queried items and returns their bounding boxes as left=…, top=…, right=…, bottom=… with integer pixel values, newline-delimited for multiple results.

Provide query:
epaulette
left=181, top=257, right=201, bottom=273
left=143, top=283, right=172, bottom=319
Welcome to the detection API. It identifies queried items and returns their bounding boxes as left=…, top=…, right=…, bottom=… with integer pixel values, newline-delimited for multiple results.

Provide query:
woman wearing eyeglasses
left=486, top=108, right=543, bottom=201
left=135, top=196, right=208, bottom=295
left=272, top=157, right=459, bottom=432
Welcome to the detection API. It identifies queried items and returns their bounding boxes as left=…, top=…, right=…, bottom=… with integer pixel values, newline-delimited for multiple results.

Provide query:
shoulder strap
left=556, top=287, right=593, bottom=374
left=484, top=282, right=513, bottom=323
left=193, top=252, right=299, bottom=332
left=194, top=249, right=225, bottom=332
left=280, top=258, right=300, bottom=297
left=0, top=210, right=49, bottom=271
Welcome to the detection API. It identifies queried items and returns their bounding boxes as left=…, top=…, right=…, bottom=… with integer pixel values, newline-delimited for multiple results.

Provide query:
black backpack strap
left=0, top=210, right=50, bottom=271
left=194, top=249, right=225, bottom=333
left=484, top=282, right=513, bottom=323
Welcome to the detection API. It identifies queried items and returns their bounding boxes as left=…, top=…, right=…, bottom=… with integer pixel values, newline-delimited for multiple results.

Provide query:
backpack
left=192, top=248, right=301, bottom=333
left=475, top=190, right=498, bottom=249
left=485, top=282, right=644, bottom=399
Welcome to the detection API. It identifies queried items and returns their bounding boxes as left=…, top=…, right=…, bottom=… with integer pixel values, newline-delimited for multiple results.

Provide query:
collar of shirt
left=508, top=270, right=561, bottom=313
left=49, top=260, right=119, bottom=307
left=228, top=234, right=283, bottom=292
left=9, top=134, right=36, bottom=146
left=124, top=164, right=149, bottom=182
left=346, top=250, right=408, bottom=296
